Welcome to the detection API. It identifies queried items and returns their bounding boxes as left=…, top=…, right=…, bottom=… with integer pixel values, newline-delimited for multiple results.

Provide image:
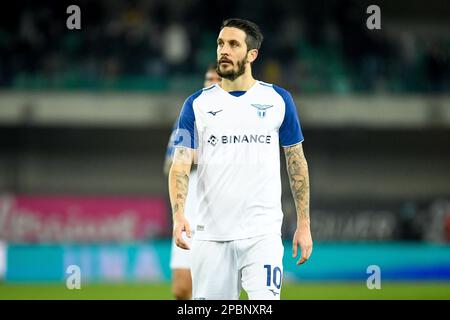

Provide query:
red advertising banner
left=0, top=194, right=169, bottom=242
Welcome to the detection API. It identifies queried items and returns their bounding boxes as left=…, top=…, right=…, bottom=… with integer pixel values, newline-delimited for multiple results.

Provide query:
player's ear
left=247, top=49, right=258, bottom=64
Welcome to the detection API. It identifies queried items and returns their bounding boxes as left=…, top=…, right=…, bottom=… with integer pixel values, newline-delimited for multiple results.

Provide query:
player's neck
left=220, top=72, right=256, bottom=92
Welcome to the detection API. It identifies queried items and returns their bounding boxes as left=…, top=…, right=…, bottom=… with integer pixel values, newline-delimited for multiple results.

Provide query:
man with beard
left=168, top=18, right=312, bottom=300
left=164, top=64, right=220, bottom=300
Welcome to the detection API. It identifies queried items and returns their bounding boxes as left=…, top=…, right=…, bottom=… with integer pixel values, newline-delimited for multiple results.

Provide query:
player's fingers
left=307, top=244, right=313, bottom=259
left=292, top=237, right=298, bottom=258
left=185, top=222, right=192, bottom=238
left=297, top=255, right=307, bottom=265
left=297, top=248, right=307, bottom=265
left=174, top=225, right=185, bottom=246
left=297, top=246, right=308, bottom=265
left=296, top=258, right=304, bottom=265
left=176, top=236, right=190, bottom=250
left=297, top=245, right=312, bottom=265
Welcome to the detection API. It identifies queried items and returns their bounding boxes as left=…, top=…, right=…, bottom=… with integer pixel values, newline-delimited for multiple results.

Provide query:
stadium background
left=0, top=0, right=449, bottom=299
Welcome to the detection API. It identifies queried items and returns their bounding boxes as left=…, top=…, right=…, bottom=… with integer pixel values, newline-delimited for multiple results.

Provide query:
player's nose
left=219, top=43, right=232, bottom=55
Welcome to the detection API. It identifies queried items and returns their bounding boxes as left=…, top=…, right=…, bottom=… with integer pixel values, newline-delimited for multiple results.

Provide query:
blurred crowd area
left=0, top=0, right=449, bottom=93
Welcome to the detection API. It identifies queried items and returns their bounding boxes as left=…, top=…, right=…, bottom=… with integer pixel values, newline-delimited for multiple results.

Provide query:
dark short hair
left=220, top=18, right=263, bottom=51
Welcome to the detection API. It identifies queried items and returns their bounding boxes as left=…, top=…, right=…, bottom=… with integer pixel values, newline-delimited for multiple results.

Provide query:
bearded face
left=216, top=55, right=247, bottom=81
left=216, top=27, right=254, bottom=81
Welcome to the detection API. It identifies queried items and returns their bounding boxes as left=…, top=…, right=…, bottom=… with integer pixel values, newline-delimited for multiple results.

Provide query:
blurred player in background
left=169, top=18, right=312, bottom=300
left=163, top=64, right=220, bottom=300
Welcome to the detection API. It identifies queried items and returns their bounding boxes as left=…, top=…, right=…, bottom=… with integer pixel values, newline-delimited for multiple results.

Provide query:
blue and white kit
left=174, top=80, right=304, bottom=299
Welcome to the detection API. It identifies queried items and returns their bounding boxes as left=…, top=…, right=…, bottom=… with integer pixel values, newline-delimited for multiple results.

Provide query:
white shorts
left=191, top=233, right=284, bottom=300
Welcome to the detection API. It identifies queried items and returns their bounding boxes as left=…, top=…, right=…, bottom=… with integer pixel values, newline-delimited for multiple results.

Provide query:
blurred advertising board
left=4, top=242, right=450, bottom=282
left=282, top=199, right=450, bottom=242
left=0, top=194, right=169, bottom=242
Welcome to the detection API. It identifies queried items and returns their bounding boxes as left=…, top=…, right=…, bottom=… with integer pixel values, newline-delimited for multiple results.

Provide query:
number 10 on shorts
left=264, top=265, right=282, bottom=289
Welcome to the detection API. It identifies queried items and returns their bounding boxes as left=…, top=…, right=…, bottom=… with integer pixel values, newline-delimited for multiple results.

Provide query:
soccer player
left=164, top=64, right=221, bottom=300
left=169, top=18, right=312, bottom=300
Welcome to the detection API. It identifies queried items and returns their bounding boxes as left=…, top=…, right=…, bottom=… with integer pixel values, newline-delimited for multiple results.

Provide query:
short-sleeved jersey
left=174, top=81, right=304, bottom=241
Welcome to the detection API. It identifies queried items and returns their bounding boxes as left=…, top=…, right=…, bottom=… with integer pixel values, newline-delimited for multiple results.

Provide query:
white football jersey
left=174, top=81, right=304, bottom=241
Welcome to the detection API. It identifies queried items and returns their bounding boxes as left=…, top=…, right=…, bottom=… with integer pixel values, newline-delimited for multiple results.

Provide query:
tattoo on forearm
left=169, top=147, right=192, bottom=217
left=172, top=171, right=189, bottom=216
left=285, top=145, right=310, bottom=222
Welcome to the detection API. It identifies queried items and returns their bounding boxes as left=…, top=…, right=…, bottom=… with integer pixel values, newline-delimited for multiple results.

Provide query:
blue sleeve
left=173, top=90, right=202, bottom=149
left=274, top=85, right=304, bottom=147
left=165, top=120, right=178, bottom=157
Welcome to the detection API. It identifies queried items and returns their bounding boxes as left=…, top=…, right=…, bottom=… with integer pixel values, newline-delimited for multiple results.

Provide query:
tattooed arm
left=284, top=142, right=313, bottom=265
left=168, top=147, right=194, bottom=249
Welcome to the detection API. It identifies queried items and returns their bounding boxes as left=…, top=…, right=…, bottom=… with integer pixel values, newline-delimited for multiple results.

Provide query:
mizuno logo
left=269, top=289, right=280, bottom=296
left=251, top=104, right=273, bottom=118
left=207, top=109, right=223, bottom=116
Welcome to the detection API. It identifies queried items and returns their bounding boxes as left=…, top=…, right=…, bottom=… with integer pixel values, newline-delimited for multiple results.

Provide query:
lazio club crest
left=251, top=104, right=273, bottom=118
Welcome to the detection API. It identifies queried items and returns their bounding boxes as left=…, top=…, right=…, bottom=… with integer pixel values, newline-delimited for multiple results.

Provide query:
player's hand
left=292, top=220, right=313, bottom=265
left=173, top=216, right=192, bottom=250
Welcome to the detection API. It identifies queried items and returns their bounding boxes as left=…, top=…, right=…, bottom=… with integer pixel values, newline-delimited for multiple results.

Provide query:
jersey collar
left=215, top=81, right=259, bottom=99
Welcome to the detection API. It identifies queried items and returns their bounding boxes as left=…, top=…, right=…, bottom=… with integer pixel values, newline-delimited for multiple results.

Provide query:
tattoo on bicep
left=285, top=145, right=310, bottom=220
left=175, top=147, right=192, bottom=165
